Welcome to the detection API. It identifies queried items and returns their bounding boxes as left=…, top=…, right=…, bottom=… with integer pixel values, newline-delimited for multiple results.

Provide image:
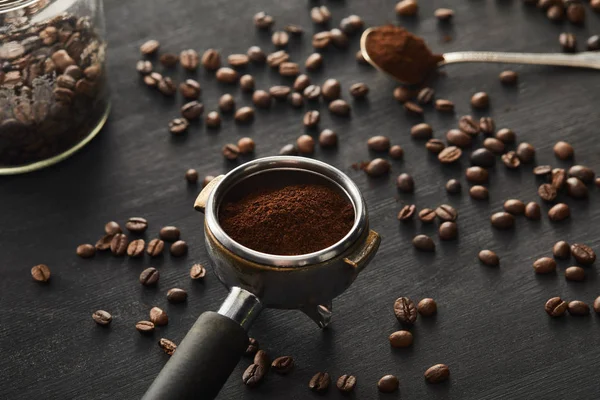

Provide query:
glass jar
left=0, top=0, right=108, bottom=174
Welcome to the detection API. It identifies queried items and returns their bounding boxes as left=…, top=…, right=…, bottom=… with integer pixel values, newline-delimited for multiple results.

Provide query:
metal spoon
left=360, top=27, right=600, bottom=85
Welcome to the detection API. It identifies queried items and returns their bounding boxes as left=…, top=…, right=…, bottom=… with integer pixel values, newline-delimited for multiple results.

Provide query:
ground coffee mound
left=365, top=25, right=444, bottom=85
left=219, top=184, right=355, bottom=256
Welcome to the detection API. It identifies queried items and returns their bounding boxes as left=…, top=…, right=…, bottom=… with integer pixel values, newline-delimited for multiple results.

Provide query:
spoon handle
left=441, top=51, right=600, bottom=69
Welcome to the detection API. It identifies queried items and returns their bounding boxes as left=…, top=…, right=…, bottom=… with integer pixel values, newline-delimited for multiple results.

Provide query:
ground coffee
left=365, top=25, right=444, bottom=85
left=219, top=184, right=354, bottom=256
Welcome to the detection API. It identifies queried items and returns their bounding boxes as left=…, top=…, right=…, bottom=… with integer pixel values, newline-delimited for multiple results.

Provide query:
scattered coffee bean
left=571, top=244, right=596, bottom=265
left=559, top=32, right=577, bottom=52
left=490, top=212, right=515, bottom=229
left=322, top=79, right=341, bottom=101
left=167, top=288, right=187, bottom=303
left=96, top=234, right=115, bottom=251
left=110, top=233, right=129, bottom=256
left=596, top=177, right=600, bottom=187
left=393, top=86, right=415, bottom=102
left=303, top=84, right=321, bottom=100
left=227, top=54, right=249, bottom=69
left=105, top=221, right=122, bottom=235
left=565, top=266, right=585, bottom=281
left=216, top=67, right=238, bottom=84
left=538, top=184, right=557, bottom=202
left=136, top=60, right=152, bottom=74
left=502, top=151, right=520, bottom=169
left=417, top=87, right=435, bottom=104
left=285, top=24, right=303, bottom=35
left=271, top=356, right=294, bottom=375
left=126, top=217, right=148, bottom=233
left=425, top=364, right=450, bottom=384
left=312, top=31, right=332, bottom=49
left=554, top=141, right=574, bottom=160
left=305, top=53, right=323, bottom=71
left=150, top=307, right=168, bottom=326
left=279, top=144, right=297, bottom=155
left=309, top=372, right=330, bottom=393
left=398, top=205, right=416, bottom=221
left=279, top=61, right=299, bottom=77
left=447, top=129, right=472, bottom=148
left=568, top=165, right=595, bottom=183
left=201, top=49, right=221, bottom=70
left=303, top=110, right=320, bottom=128
left=76, top=244, right=95, bottom=258
left=252, top=90, right=271, bottom=108
left=329, top=99, right=350, bottom=116
left=436, top=204, right=458, bottom=222
left=594, top=297, right=600, bottom=314
left=336, top=374, right=357, bottom=393
left=426, top=139, right=445, bottom=154
left=524, top=202, right=541, bottom=220
left=140, top=267, right=159, bottom=286
left=170, top=240, right=188, bottom=257
left=466, top=166, right=488, bottom=183
left=293, top=74, right=311, bottom=92
left=533, top=257, right=557, bottom=274
left=179, top=79, right=201, bottom=100
left=180, top=49, right=199, bottom=71
left=435, top=7, right=454, bottom=21
left=499, top=70, right=518, bottom=85
left=289, top=92, right=304, bottom=107
left=567, top=3, right=585, bottom=24
left=234, top=107, right=254, bottom=123
left=253, top=11, right=274, bottom=29
left=378, top=375, right=399, bottom=393
left=92, top=310, right=112, bottom=326
left=350, top=83, right=369, bottom=99
left=31, top=264, right=51, bottom=282
left=389, top=145, right=404, bottom=159
left=588, top=35, right=600, bottom=51
left=471, top=92, right=489, bottom=109
left=435, top=99, right=454, bottom=112
left=146, top=239, right=164, bottom=257
left=159, top=226, right=180, bottom=242
left=418, top=298, right=437, bottom=316
left=245, top=338, right=259, bottom=356
left=567, top=177, right=588, bottom=198
left=319, top=129, right=338, bottom=147
left=330, top=29, right=350, bottom=48
left=548, top=203, right=570, bottom=221
left=533, top=165, right=552, bottom=177
left=159, top=338, right=177, bottom=356
left=367, top=136, right=390, bottom=152
left=479, top=250, right=499, bottom=266
left=496, top=128, right=516, bottom=143
left=242, top=363, right=265, bottom=387
left=515, top=142, right=535, bottom=163
left=503, top=199, right=525, bottom=215
left=547, top=4, right=565, bottom=21
left=545, top=297, right=567, bottom=317
left=140, top=40, right=160, bottom=55
left=446, top=179, right=461, bottom=194
left=239, top=75, right=255, bottom=92
left=479, top=117, right=495, bottom=135
left=470, top=148, right=495, bottom=168
left=267, top=50, right=290, bottom=68
left=438, top=146, right=462, bottom=163
left=340, top=15, right=364, bottom=34
left=311, top=6, right=332, bottom=24
left=413, top=234, right=434, bottom=251
left=157, top=77, right=177, bottom=96
left=297, top=134, right=315, bottom=154
left=394, top=296, right=418, bottom=324
left=169, top=118, right=189, bottom=135
left=419, top=208, right=437, bottom=223
left=190, top=264, right=206, bottom=280
left=238, top=137, right=255, bottom=154
left=553, top=241, right=571, bottom=259
left=483, top=138, right=505, bottom=154
left=136, top=320, right=155, bottom=334
left=389, top=330, right=413, bottom=348
left=218, top=94, right=235, bottom=113
left=253, top=350, right=270, bottom=370
left=470, top=185, right=489, bottom=200
left=411, top=123, right=433, bottom=140
left=127, top=239, right=145, bottom=258
left=181, top=101, right=204, bottom=120
left=159, top=53, right=178, bottom=68
left=404, top=101, right=424, bottom=115
left=185, top=169, right=198, bottom=184
left=396, top=173, right=414, bottom=192
left=568, top=300, right=590, bottom=316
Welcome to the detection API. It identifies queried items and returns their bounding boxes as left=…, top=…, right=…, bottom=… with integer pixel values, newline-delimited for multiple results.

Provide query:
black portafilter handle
left=142, top=289, right=261, bottom=400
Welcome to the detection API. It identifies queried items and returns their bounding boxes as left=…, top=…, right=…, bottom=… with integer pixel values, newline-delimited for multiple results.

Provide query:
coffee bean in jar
left=0, top=3, right=109, bottom=173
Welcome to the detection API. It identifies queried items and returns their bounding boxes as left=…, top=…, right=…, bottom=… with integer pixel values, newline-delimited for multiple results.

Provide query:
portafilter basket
left=143, top=156, right=381, bottom=400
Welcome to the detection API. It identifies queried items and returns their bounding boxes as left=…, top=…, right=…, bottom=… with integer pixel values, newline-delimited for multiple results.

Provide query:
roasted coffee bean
left=227, top=54, right=249, bottom=69
left=350, top=83, right=369, bottom=99
left=76, top=244, right=95, bottom=258
left=490, top=212, right=514, bottom=229
left=478, top=117, right=495, bottom=136
left=425, top=364, right=450, bottom=384
left=502, top=151, right=520, bottom=169
left=567, top=177, right=588, bottom=198
left=466, top=166, right=488, bottom=183
left=234, top=107, right=254, bottom=123
left=398, top=205, right=416, bottom=221
left=158, top=77, right=177, bottom=96
left=319, top=129, right=338, bottom=147
left=303, top=84, right=321, bottom=101
left=426, top=139, right=445, bottom=154
left=435, top=8, right=454, bottom=21
left=538, top=184, right=557, bottom=202
left=96, top=234, right=115, bottom=251
left=242, top=364, right=265, bottom=387
left=524, top=202, right=541, bottom=220
left=483, top=138, right=505, bottom=154
left=588, top=33, right=600, bottom=51
left=160, top=53, right=178, bottom=68
left=553, top=241, right=571, bottom=259
left=167, top=288, right=187, bottom=303
left=279, top=144, right=297, bottom=155
left=470, top=148, right=495, bottom=167
left=419, top=208, right=437, bottom=223
left=336, top=374, right=357, bottom=393
left=311, top=5, right=332, bottom=23
left=356, top=50, right=367, bottom=63
left=439, top=222, right=458, bottom=241
left=247, top=46, right=266, bottom=64
left=548, top=203, right=570, bottom=221
left=238, top=137, right=255, bottom=154
left=253, top=11, right=274, bottom=28
left=479, top=250, right=499, bottom=266
left=503, top=199, right=525, bottom=215
left=365, top=159, right=390, bottom=177
left=396, top=0, right=419, bottom=15
left=547, top=5, right=565, bottom=21
left=284, top=24, right=303, bottom=35
left=150, top=307, right=168, bottom=326
left=329, top=99, right=350, bottom=116
left=203, top=176, right=214, bottom=187
left=568, top=301, right=590, bottom=316
left=253, top=350, right=270, bottom=370
left=31, top=264, right=51, bottom=282
left=545, top=297, right=567, bottom=317
left=140, top=39, right=159, bottom=55
left=110, top=233, right=129, bottom=256
left=496, top=128, right=516, bottom=143
left=439, top=146, right=462, bottom=164
left=533, top=257, right=557, bottom=274
left=170, top=240, right=188, bottom=257
left=190, top=264, right=206, bottom=280
left=404, top=101, right=424, bottom=115
left=458, top=115, right=479, bottom=136
left=469, top=185, right=489, bottom=200
left=267, top=50, right=289, bottom=68
left=179, top=79, right=201, bottom=99
left=127, top=239, right=145, bottom=257
left=92, top=310, right=112, bottom=326
left=447, top=129, right=472, bottom=148
left=279, top=62, right=299, bottom=77
left=435, top=99, right=454, bottom=112
left=568, top=165, right=595, bottom=183
left=378, top=375, right=399, bottom=393
left=305, top=53, right=323, bottom=71
left=571, top=244, right=596, bottom=265
left=312, top=31, right=332, bottom=48
left=303, top=110, right=320, bottom=128
left=394, top=296, right=418, bottom=323
left=471, top=92, right=489, bottom=109
left=220, top=144, right=239, bottom=161
left=393, top=86, right=415, bottom=103
left=417, top=87, right=435, bottom=104
left=146, top=238, right=164, bottom=257
left=368, top=136, right=391, bottom=151
left=389, top=330, right=413, bottom=348
left=169, top=118, right=189, bottom=135
left=411, top=123, right=433, bottom=140
left=321, top=79, right=341, bottom=101
left=330, top=29, right=349, bottom=48
left=499, top=70, right=518, bottom=85
left=396, top=173, right=414, bottom=192
left=144, top=72, right=162, bottom=87
left=218, top=94, right=235, bottom=113
left=297, top=135, right=315, bottom=154
left=533, top=165, right=552, bottom=177
left=559, top=32, right=577, bottom=52
left=245, top=337, right=259, bottom=356
left=104, top=221, right=121, bottom=235
left=565, top=266, right=585, bottom=281
left=252, top=90, right=271, bottom=108
left=413, top=234, right=435, bottom=251
left=125, top=217, right=148, bottom=233
left=216, top=67, right=238, bottom=83
left=293, top=74, right=311, bottom=92
left=596, top=177, right=600, bottom=187
left=554, top=141, right=574, bottom=159
left=140, top=267, right=159, bottom=286
left=136, top=320, right=155, bottom=334
left=289, top=92, right=304, bottom=108
left=271, top=356, right=294, bottom=375
left=159, top=338, right=177, bottom=355
left=340, top=15, right=364, bottom=34
left=309, top=372, right=330, bottom=393
left=446, top=179, right=461, bottom=194
left=551, top=168, right=567, bottom=189
left=179, top=49, right=199, bottom=71
left=567, top=3, right=585, bottom=24
left=516, top=142, right=535, bottom=163
left=158, top=226, right=180, bottom=242
left=206, top=111, right=221, bottom=128
left=436, top=204, right=458, bottom=222
left=181, top=101, right=204, bottom=120
left=594, top=297, right=600, bottom=314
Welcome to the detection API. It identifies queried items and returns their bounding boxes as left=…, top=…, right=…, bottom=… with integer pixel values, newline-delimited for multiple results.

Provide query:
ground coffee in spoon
left=219, top=184, right=354, bottom=256
left=365, top=25, right=444, bottom=85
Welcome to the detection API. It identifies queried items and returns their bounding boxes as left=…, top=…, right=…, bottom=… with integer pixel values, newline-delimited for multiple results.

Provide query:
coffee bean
left=279, top=144, right=298, bottom=155
left=110, top=233, right=129, bottom=256
left=470, top=148, right=495, bottom=168
left=417, top=87, right=435, bottom=104
left=136, top=320, right=155, bottom=334
left=567, top=177, right=588, bottom=198
left=180, top=49, right=199, bottom=71
left=319, top=129, right=337, bottom=147
left=394, top=296, right=417, bottom=324
left=251, top=90, right=271, bottom=109
left=178, top=102, right=203, bottom=121
left=446, top=179, right=461, bottom=194
left=538, top=183, right=557, bottom=202
left=483, top=138, right=505, bottom=154
left=279, top=62, right=299, bottom=77
left=552, top=241, right=570, bottom=259
left=436, top=204, right=458, bottom=222
left=568, top=300, right=590, bottom=316
left=285, top=24, right=304, bottom=35
left=411, top=123, right=433, bottom=140
left=234, top=107, right=255, bottom=123
left=426, top=139, right=445, bottom=154
left=447, top=129, right=472, bottom=148
left=350, top=83, right=369, bottom=99
left=238, top=75, right=255, bottom=92
left=417, top=298, right=438, bottom=316
left=545, top=297, right=567, bottom=317
left=515, top=142, right=536, bottom=163
left=524, top=202, right=541, bottom=220
left=435, top=99, right=454, bottom=112
left=169, top=118, right=189, bottom=135
left=329, top=99, right=350, bottom=116
left=140, top=267, right=159, bottom=286
left=404, top=101, right=424, bottom=115
left=466, top=166, right=488, bottom=183
left=167, top=288, right=187, bottom=303
left=396, top=0, right=419, bottom=15
left=356, top=50, right=367, bottom=64
left=294, top=134, right=315, bottom=154
left=551, top=168, right=566, bottom=189
left=184, top=169, right=198, bottom=185
left=565, top=266, right=585, bottom=281
left=588, top=34, right=600, bottom=51
left=311, top=5, right=332, bottom=23
left=140, top=39, right=160, bottom=55
left=303, top=111, right=320, bottom=128
left=419, top=208, right=437, bottom=223
left=312, top=31, right=332, bottom=49
left=188, top=264, right=206, bottom=280
left=490, top=212, right=514, bottom=229
left=76, top=244, right=95, bottom=258
left=425, top=364, right=450, bottom=383
left=92, top=310, right=112, bottom=326
left=596, top=177, right=600, bottom=187
left=171, top=240, right=188, bottom=257
left=245, top=337, right=259, bottom=356
left=237, top=137, right=255, bottom=154
left=309, top=372, right=330, bottom=393
left=367, top=136, right=390, bottom=152
left=501, top=151, right=520, bottom=169
left=157, top=226, right=180, bottom=242
left=438, top=146, right=462, bottom=163
left=378, top=375, right=399, bottom=393
left=218, top=94, right=235, bottom=113
left=397, top=205, right=416, bottom=221
left=145, top=239, right=164, bottom=257
left=289, top=92, right=304, bottom=108
left=293, top=75, right=311, bottom=92
left=389, top=330, right=413, bottom=348
left=435, top=8, right=454, bottom=20
left=496, top=128, right=516, bottom=143
left=396, top=173, right=414, bottom=192
left=103, top=222, right=120, bottom=236
left=127, top=239, right=145, bottom=257
left=267, top=50, right=289, bottom=68
left=393, top=86, right=415, bottom=103
left=471, top=92, right=489, bottom=109
left=533, top=257, right=557, bottom=274
left=143, top=72, right=161, bottom=88
left=559, top=32, right=577, bottom=52
left=479, top=250, right=499, bottom=266
left=150, top=307, right=168, bottom=326
left=499, top=70, right=518, bottom=85
left=216, top=67, right=238, bottom=84
left=242, top=364, right=265, bottom=387
left=340, top=15, right=364, bottom=34
left=136, top=60, right=152, bottom=74
left=533, top=165, right=552, bottom=176
left=330, top=29, right=349, bottom=48
left=177, top=80, right=200, bottom=100
left=594, top=297, right=600, bottom=314
left=157, top=77, right=177, bottom=96
left=303, top=84, right=321, bottom=101
left=469, top=185, right=489, bottom=200
left=554, top=141, right=574, bottom=160
left=438, top=221, right=457, bottom=240
left=321, top=79, right=341, bottom=101
left=159, top=338, right=177, bottom=356
left=271, top=356, right=294, bottom=375
left=568, top=165, right=595, bottom=183
left=304, top=53, right=323, bottom=71
left=413, top=234, right=435, bottom=251
left=31, top=264, right=51, bottom=282
left=571, top=243, right=596, bottom=265
left=335, top=374, right=356, bottom=393
left=503, top=199, right=525, bottom=215
left=567, top=3, right=585, bottom=24
left=96, top=234, right=115, bottom=251
left=548, top=203, right=570, bottom=221
left=254, top=350, right=270, bottom=370
left=227, top=54, right=249, bottom=69
left=253, top=11, right=274, bottom=28
left=222, top=144, right=239, bottom=161
left=547, top=5, right=565, bottom=21
left=159, top=53, right=178, bottom=68
left=126, top=217, right=148, bottom=233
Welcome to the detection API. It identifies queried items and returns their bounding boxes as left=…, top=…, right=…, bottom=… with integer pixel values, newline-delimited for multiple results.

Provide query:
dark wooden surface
left=2, top=0, right=600, bottom=399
